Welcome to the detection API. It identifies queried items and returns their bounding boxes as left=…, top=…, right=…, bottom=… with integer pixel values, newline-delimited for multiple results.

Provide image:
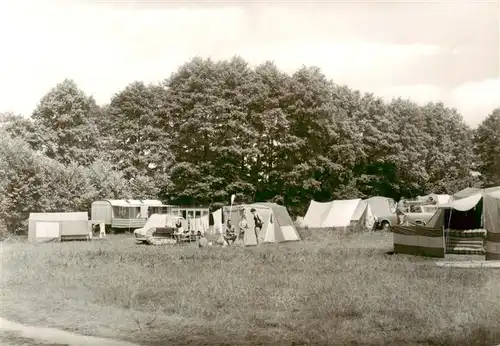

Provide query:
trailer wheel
left=381, top=221, right=391, bottom=232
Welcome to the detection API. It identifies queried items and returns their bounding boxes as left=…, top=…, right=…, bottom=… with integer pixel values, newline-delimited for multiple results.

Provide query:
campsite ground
left=1, top=230, right=499, bottom=346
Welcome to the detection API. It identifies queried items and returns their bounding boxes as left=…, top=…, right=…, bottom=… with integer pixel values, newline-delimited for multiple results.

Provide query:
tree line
left=1, top=56, right=499, bottom=234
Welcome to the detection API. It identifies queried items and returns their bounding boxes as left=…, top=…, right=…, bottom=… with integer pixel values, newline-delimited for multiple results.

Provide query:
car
left=134, top=214, right=185, bottom=244
left=404, top=204, right=438, bottom=225
left=375, top=203, right=438, bottom=231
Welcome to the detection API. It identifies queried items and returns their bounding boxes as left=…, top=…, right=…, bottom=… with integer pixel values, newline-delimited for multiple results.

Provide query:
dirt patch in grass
left=2, top=231, right=500, bottom=345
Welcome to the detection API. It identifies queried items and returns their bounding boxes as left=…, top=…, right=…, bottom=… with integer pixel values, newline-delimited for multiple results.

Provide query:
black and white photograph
left=0, top=0, right=499, bottom=345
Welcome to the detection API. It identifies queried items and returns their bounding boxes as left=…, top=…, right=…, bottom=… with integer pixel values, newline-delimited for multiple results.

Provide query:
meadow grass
left=1, top=229, right=499, bottom=345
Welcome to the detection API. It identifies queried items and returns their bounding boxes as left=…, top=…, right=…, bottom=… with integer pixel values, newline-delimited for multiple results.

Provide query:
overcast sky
left=0, top=0, right=498, bottom=127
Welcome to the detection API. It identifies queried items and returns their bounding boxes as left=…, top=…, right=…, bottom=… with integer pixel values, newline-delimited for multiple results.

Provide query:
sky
left=0, top=0, right=498, bottom=128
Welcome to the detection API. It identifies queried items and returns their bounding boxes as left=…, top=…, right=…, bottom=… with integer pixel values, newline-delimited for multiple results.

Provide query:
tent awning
left=443, top=193, right=482, bottom=211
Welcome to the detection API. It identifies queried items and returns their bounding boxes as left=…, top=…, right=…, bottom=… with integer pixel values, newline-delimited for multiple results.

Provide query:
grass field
left=1, top=229, right=499, bottom=345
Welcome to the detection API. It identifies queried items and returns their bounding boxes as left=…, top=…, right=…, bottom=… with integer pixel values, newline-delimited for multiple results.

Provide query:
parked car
left=405, top=204, right=438, bottom=225
left=375, top=204, right=438, bottom=231
left=134, top=214, right=185, bottom=244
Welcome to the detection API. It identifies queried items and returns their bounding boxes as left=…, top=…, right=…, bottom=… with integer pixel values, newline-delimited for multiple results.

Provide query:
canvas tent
left=28, top=212, right=90, bottom=244
left=350, top=200, right=376, bottom=232
left=225, top=203, right=301, bottom=245
left=365, top=196, right=396, bottom=219
left=424, top=186, right=500, bottom=260
left=302, top=199, right=362, bottom=229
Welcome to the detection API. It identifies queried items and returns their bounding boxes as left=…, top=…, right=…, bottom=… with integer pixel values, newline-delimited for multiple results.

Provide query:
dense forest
left=1, top=56, right=499, bottom=234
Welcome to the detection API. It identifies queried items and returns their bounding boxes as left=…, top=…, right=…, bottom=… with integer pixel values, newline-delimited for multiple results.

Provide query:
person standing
left=238, top=209, right=248, bottom=242
left=208, top=207, right=215, bottom=236
left=250, top=208, right=263, bottom=245
left=396, top=198, right=406, bottom=226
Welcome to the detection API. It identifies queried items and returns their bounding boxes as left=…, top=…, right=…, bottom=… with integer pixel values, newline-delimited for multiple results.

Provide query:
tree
left=165, top=56, right=258, bottom=205
left=0, top=132, right=92, bottom=233
left=420, top=102, right=475, bottom=193
left=31, top=79, right=101, bottom=166
left=245, top=61, right=298, bottom=203
left=347, top=92, right=400, bottom=199
left=276, top=67, right=351, bottom=214
left=0, top=112, right=40, bottom=150
left=0, top=132, right=46, bottom=234
left=474, top=108, right=500, bottom=186
left=105, top=81, right=174, bottom=185
left=388, top=98, right=431, bottom=198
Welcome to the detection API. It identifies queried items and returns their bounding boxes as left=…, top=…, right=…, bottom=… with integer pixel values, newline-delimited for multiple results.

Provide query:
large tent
left=422, top=186, right=500, bottom=259
left=302, top=199, right=362, bottom=229
left=225, top=203, right=301, bottom=245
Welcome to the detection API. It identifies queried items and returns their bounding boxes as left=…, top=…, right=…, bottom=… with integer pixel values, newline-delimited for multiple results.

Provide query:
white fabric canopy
left=444, top=193, right=482, bottom=211
left=303, top=199, right=362, bottom=228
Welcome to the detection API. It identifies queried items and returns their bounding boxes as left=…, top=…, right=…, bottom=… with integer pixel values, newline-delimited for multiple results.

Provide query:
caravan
left=91, top=200, right=177, bottom=231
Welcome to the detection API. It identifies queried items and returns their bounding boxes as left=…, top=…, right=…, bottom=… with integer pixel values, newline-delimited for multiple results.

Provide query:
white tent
left=303, top=199, right=362, bottom=228
left=351, top=200, right=368, bottom=221
left=350, top=201, right=376, bottom=232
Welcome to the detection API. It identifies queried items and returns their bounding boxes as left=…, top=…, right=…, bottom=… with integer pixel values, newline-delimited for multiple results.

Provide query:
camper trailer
left=91, top=200, right=178, bottom=231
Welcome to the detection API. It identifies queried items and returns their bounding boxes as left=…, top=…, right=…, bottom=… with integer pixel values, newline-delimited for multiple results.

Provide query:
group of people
left=224, top=208, right=263, bottom=245
left=169, top=207, right=265, bottom=246
left=173, top=216, right=202, bottom=243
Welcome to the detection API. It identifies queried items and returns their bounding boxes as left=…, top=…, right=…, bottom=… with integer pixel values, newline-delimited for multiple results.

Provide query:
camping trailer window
left=114, top=206, right=141, bottom=219
left=115, top=207, right=127, bottom=219
left=149, top=206, right=174, bottom=216
left=133, top=207, right=141, bottom=218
